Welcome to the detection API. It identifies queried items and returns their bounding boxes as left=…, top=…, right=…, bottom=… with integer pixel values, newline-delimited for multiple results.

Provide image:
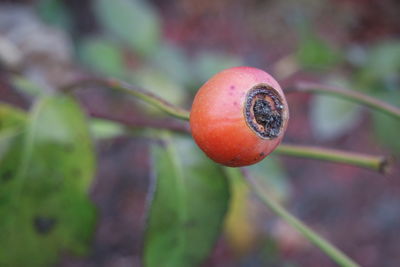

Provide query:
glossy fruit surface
left=189, top=66, right=289, bottom=167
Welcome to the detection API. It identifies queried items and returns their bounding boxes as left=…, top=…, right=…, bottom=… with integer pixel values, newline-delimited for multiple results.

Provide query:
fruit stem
left=288, top=81, right=400, bottom=120
left=233, top=168, right=360, bottom=267
left=61, top=76, right=191, bottom=121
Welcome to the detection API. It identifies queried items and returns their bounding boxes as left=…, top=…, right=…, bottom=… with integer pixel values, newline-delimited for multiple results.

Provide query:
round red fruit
left=189, top=66, right=289, bottom=167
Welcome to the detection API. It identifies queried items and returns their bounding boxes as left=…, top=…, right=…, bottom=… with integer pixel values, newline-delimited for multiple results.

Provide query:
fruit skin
left=189, top=66, right=289, bottom=167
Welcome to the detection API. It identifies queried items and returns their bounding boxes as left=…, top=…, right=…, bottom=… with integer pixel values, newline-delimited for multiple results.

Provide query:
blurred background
left=0, top=0, right=399, bottom=266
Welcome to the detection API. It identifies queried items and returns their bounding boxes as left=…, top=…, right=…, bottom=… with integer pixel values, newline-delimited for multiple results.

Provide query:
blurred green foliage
left=37, top=0, right=72, bottom=31
left=94, top=0, right=161, bottom=56
left=296, top=21, right=400, bottom=150
left=355, top=41, right=400, bottom=154
left=78, top=37, right=126, bottom=79
left=356, top=41, right=400, bottom=91
left=296, top=33, right=342, bottom=71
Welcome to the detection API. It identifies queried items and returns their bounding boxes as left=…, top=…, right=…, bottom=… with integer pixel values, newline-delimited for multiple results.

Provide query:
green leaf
left=296, top=34, right=342, bottom=70
left=78, top=37, right=125, bottom=78
left=144, top=135, right=230, bottom=267
left=0, top=96, right=96, bottom=266
left=94, top=0, right=161, bottom=55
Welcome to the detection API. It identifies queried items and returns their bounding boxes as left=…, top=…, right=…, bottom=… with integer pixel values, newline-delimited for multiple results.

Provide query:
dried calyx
left=244, top=85, right=285, bottom=139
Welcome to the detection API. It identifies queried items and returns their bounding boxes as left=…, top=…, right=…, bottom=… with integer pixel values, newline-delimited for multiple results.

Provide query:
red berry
left=189, top=66, right=289, bottom=167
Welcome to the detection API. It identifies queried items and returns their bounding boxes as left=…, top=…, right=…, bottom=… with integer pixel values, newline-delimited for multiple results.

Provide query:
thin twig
left=275, top=144, right=390, bottom=174
left=288, top=81, right=400, bottom=120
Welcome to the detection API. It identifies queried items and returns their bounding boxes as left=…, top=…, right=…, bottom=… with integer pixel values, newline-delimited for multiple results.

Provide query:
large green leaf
left=144, top=136, right=230, bottom=267
left=0, top=96, right=96, bottom=266
left=94, top=0, right=161, bottom=55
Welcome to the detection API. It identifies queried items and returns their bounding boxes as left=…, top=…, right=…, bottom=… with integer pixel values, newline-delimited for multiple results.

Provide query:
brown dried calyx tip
left=245, top=84, right=285, bottom=139
left=379, top=155, right=394, bottom=175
